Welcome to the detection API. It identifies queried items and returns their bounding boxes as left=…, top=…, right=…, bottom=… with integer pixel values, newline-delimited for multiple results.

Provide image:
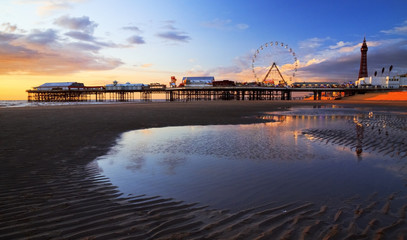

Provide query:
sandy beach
left=1, top=99, right=407, bottom=239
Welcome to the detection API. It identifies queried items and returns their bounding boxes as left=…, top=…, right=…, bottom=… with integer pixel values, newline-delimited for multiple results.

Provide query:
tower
left=358, top=37, right=368, bottom=79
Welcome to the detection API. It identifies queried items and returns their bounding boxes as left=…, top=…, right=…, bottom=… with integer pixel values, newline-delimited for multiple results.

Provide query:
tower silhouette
left=358, top=37, right=368, bottom=79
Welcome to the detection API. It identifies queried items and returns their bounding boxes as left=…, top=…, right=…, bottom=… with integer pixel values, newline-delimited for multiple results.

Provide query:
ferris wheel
left=251, top=41, right=298, bottom=86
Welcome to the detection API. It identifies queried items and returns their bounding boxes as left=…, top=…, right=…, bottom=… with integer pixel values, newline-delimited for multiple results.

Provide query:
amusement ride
left=252, top=41, right=298, bottom=86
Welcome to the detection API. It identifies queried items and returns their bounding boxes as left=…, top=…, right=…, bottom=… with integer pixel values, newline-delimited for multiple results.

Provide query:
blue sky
left=1, top=0, right=407, bottom=99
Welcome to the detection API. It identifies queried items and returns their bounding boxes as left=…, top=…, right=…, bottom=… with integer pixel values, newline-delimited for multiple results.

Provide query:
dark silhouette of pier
left=26, top=86, right=401, bottom=102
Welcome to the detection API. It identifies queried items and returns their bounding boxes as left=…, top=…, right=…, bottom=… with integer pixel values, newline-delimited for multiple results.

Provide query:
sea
left=0, top=100, right=166, bottom=108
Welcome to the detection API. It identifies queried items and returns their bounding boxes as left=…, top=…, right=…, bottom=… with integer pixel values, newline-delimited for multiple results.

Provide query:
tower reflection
left=354, top=118, right=364, bottom=159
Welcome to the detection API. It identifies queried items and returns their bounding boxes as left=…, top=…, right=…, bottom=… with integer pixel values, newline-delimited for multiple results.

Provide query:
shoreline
left=1, top=101, right=407, bottom=239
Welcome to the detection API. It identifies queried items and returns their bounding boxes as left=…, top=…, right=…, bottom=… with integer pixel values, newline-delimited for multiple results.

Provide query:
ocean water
left=94, top=106, right=407, bottom=211
left=0, top=100, right=32, bottom=108
left=0, top=99, right=166, bottom=108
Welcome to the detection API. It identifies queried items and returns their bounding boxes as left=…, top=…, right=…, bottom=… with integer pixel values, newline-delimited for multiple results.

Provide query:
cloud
left=17, top=0, right=86, bottom=16
left=1, top=23, right=18, bottom=33
left=0, top=32, right=22, bottom=42
left=0, top=24, right=123, bottom=75
left=329, top=41, right=351, bottom=50
left=122, top=26, right=142, bottom=32
left=299, top=37, right=331, bottom=49
left=188, top=65, right=255, bottom=82
left=64, top=30, right=118, bottom=48
left=156, top=21, right=191, bottom=43
left=185, top=52, right=258, bottom=82
left=298, top=55, right=359, bottom=81
left=381, top=20, right=407, bottom=35
left=0, top=43, right=38, bottom=60
left=336, top=43, right=360, bottom=53
left=67, top=42, right=101, bottom=52
left=368, top=40, right=407, bottom=70
left=54, top=15, right=98, bottom=34
left=298, top=39, right=407, bottom=81
left=38, top=1, right=72, bottom=15
left=202, top=19, right=232, bottom=29
left=0, top=42, right=123, bottom=75
left=127, top=35, right=145, bottom=44
left=65, top=31, right=94, bottom=42
left=236, top=24, right=249, bottom=30
left=53, top=16, right=117, bottom=47
left=202, top=19, right=249, bottom=31
left=162, top=20, right=177, bottom=30
left=24, top=29, right=58, bottom=45
left=141, top=63, right=153, bottom=68
left=156, top=31, right=190, bottom=42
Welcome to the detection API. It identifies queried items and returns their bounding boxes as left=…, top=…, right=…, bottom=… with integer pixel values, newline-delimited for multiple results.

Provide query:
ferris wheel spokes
left=252, top=41, right=298, bottom=86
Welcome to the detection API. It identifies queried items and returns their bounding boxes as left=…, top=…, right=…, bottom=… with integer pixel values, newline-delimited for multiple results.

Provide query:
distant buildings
left=356, top=75, right=407, bottom=88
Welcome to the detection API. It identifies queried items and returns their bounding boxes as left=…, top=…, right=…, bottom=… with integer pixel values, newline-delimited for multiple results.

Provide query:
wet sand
left=1, top=100, right=407, bottom=239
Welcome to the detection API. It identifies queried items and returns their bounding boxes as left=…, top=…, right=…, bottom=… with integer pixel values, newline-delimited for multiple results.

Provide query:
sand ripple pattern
left=1, top=161, right=407, bottom=240
left=302, top=113, right=407, bottom=160
left=2, top=109, right=407, bottom=239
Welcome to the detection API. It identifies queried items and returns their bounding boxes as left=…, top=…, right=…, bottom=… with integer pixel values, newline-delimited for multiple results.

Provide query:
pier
left=26, top=86, right=401, bottom=102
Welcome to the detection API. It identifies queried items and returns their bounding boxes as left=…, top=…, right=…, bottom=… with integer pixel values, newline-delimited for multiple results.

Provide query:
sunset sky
left=1, top=0, right=407, bottom=99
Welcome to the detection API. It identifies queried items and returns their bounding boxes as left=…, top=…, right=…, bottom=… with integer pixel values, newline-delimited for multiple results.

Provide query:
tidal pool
left=94, top=106, right=407, bottom=211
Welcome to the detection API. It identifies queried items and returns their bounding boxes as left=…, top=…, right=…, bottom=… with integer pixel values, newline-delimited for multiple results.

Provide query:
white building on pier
left=356, top=75, right=407, bottom=88
left=105, top=81, right=147, bottom=90
left=182, top=76, right=214, bottom=87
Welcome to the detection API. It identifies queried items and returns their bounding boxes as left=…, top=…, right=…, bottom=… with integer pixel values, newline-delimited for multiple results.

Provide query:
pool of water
left=94, top=106, right=407, bottom=211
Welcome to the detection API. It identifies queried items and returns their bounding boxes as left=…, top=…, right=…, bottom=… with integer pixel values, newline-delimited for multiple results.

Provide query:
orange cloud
left=0, top=25, right=123, bottom=75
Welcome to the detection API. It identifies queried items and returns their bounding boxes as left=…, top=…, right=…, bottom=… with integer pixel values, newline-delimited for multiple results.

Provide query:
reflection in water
left=125, top=155, right=146, bottom=171
left=159, top=156, right=187, bottom=175
left=95, top=107, right=407, bottom=212
left=354, top=117, right=364, bottom=158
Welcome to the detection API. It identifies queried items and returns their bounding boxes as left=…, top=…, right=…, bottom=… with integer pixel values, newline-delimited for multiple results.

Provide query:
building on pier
left=34, top=82, right=85, bottom=91
left=182, top=76, right=214, bottom=87
left=356, top=75, right=407, bottom=88
left=105, top=81, right=147, bottom=90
